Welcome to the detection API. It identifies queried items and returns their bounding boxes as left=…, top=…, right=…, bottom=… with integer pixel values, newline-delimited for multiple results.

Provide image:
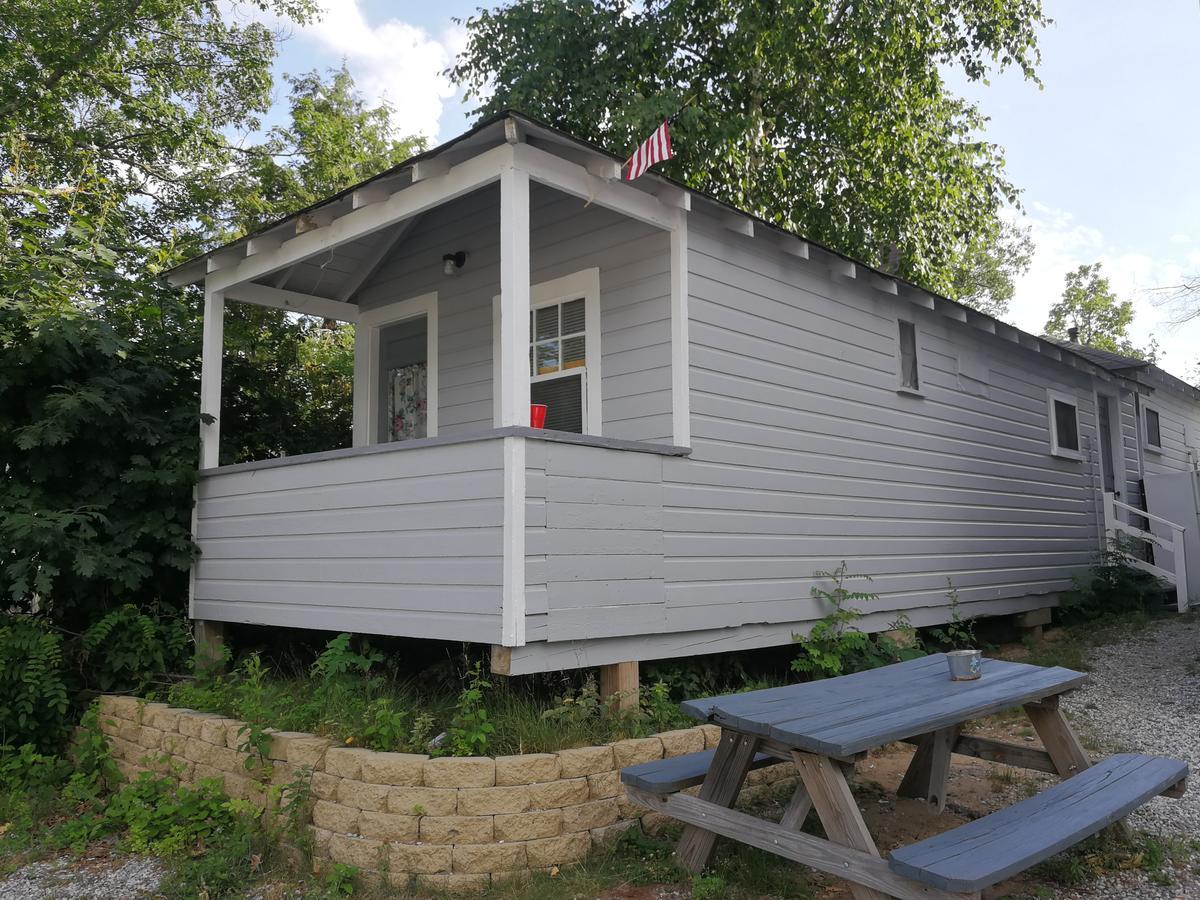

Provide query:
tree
left=1044, top=262, right=1155, bottom=360
left=947, top=220, right=1034, bottom=318
left=214, top=67, right=426, bottom=463
left=225, top=66, right=426, bottom=233
left=450, top=0, right=1049, bottom=294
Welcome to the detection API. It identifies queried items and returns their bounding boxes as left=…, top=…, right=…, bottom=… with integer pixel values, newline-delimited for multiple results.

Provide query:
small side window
left=1145, top=407, right=1162, bottom=449
left=1047, top=389, right=1081, bottom=459
left=897, top=320, right=920, bottom=392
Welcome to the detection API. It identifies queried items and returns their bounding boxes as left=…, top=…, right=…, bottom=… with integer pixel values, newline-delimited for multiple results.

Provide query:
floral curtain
left=388, top=362, right=427, bottom=441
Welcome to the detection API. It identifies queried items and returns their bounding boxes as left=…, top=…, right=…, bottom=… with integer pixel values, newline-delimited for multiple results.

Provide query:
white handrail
left=1109, top=495, right=1188, bottom=533
left=1103, top=492, right=1189, bottom=613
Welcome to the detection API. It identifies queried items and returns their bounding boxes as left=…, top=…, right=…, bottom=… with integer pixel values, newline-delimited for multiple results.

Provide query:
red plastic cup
left=530, top=404, right=548, bottom=429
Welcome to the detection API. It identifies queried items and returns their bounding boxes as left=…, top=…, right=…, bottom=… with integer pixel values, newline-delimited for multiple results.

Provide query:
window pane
left=1146, top=409, right=1161, bottom=447
left=535, top=305, right=559, bottom=341
left=1054, top=400, right=1079, bottom=451
left=898, top=321, right=919, bottom=390
left=562, top=335, right=586, bottom=369
left=531, top=373, right=584, bottom=433
left=534, top=340, right=559, bottom=375
left=560, top=298, right=586, bottom=335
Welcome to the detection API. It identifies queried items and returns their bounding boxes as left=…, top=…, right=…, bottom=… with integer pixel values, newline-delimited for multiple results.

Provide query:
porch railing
left=1102, top=492, right=1190, bottom=612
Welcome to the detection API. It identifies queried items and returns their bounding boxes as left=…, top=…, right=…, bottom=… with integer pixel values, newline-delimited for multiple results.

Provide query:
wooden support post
left=193, top=620, right=226, bottom=673
left=792, top=752, right=890, bottom=900
left=676, top=730, right=760, bottom=873
left=898, top=726, right=959, bottom=811
left=1017, top=608, right=1052, bottom=642
left=599, top=660, right=639, bottom=711
left=1024, top=696, right=1091, bottom=778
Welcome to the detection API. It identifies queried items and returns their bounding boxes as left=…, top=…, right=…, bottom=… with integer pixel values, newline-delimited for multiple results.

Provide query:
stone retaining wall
left=96, top=696, right=798, bottom=893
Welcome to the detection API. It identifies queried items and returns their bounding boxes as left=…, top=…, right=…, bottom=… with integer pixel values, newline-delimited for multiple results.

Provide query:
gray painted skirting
left=201, top=426, right=691, bottom=477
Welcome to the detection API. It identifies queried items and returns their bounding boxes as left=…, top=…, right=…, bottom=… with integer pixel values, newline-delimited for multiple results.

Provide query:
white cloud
left=1005, top=203, right=1200, bottom=382
left=225, top=0, right=461, bottom=140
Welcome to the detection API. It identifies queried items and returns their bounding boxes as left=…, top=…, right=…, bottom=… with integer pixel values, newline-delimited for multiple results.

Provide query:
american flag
left=624, top=120, right=673, bottom=181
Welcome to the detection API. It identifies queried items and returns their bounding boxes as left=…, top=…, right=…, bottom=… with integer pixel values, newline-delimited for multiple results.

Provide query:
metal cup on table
left=946, top=649, right=982, bottom=681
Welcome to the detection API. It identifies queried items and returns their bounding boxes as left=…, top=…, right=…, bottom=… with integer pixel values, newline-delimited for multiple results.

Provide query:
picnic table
left=621, top=653, right=1188, bottom=900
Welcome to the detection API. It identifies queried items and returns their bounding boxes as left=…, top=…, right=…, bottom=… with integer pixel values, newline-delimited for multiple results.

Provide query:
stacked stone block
left=96, top=696, right=798, bottom=893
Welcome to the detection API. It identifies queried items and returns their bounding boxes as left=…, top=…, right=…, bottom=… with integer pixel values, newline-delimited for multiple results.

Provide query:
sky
left=248, top=0, right=1200, bottom=380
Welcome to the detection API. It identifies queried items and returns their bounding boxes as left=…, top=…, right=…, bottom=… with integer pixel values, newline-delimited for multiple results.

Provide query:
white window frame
left=895, top=316, right=923, bottom=396
left=1142, top=403, right=1163, bottom=454
left=1046, top=388, right=1083, bottom=460
left=353, top=291, right=438, bottom=446
left=493, top=267, right=601, bottom=435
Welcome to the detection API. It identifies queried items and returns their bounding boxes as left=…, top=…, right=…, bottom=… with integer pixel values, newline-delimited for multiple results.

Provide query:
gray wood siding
left=193, top=439, right=506, bottom=642
left=662, top=212, right=1105, bottom=635
left=525, top=440, right=667, bottom=643
left=357, top=183, right=672, bottom=442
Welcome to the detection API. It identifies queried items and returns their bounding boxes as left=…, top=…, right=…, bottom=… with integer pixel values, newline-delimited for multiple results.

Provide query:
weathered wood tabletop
left=679, top=653, right=1089, bottom=757
left=622, top=653, right=1185, bottom=900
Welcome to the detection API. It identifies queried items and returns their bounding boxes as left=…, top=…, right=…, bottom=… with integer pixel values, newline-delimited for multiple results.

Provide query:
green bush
left=0, top=615, right=69, bottom=750
left=80, top=603, right=191, bottom=693
left=1059, top=545, right=1170, bottom=624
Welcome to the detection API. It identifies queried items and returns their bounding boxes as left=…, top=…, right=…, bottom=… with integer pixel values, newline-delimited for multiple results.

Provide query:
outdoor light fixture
left=442, top=250, right=467, bottom=275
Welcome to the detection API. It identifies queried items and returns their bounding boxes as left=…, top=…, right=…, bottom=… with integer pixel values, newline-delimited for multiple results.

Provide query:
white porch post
left=498, top=165, right=531, bottom=425
left=199, top=286, right=224, bottom=469
left=670, top=209, right=691, bottom=447
left=499, top=163, right=530, bottom=648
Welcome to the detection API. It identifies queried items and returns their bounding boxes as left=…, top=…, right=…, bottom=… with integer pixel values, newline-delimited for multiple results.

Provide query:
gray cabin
left=167, top=112, right=1200, bottom=676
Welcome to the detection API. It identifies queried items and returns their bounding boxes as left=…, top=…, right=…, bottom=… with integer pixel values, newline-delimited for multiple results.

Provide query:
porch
left=181, top=115, right=694, bottom=667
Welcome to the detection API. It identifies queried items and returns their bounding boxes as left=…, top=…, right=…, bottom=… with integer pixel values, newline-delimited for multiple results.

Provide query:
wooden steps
left=888, top=753, right=1189, bottom=892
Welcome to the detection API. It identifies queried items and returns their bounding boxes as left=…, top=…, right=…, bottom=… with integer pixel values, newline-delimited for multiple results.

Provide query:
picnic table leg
left=897, top=725, right=960, bottom=811
left=779, top=780, right=813, bottom=830
left=792, top=751, right=891, bottom=900
left=675, top=730, right=761, bottom=873
left=1024, top=696, right=1132, bottom=840
left=1023, top=696, right=1091, bottom=777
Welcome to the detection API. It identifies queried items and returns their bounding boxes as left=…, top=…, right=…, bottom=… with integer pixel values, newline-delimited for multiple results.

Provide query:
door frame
left=1092, top=386, right=1125, bottom=501
left=353, top=292, right=439, bottom=446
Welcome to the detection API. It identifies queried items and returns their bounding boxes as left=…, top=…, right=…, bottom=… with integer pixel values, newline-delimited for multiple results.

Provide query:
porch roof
left=163, top=110, right=1124, bottom=385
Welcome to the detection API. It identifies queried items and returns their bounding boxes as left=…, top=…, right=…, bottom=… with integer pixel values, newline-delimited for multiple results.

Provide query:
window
left=530, top=297, right=587, bottom=433
left=1145, top=407, right=1162, bottom=450
left=897, top=320, right=920, bottom=392
left=493, top=268, right=601, bottom=435
left=1046, top=389, right=1081, bottom=459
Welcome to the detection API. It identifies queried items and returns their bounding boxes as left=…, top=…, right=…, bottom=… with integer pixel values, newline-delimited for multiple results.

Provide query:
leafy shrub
left=447, top=662, right=496, bottom=757
left=80, top=603, right=191, bottom=693
left=1059, top=544, right=1170, bottom=623
left=925, top=579, right=979, bottom=650
left=792, top=563, right=928, bottom=679
left=0, top=615, right=69, bottom=750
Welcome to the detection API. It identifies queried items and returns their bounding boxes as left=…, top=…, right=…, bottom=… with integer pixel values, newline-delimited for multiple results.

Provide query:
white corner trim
left=500, top=435, right=527, bottom=647
left=1047, top=388, right=1084, bottom=460
left=493, top=267, right=602, bottom=435
left=670, top=211, right=691, bottom=447
left=352, top=291, right=439, bottom=447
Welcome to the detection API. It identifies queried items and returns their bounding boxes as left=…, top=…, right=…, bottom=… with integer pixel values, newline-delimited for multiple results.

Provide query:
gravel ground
left=0, top=856, right=165, bottom=900
left=1056, top=614, right=1200, bottom=900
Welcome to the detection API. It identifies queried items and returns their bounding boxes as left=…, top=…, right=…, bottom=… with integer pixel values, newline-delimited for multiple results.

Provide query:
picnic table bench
left=620, top=654, right=1188, bottom=900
